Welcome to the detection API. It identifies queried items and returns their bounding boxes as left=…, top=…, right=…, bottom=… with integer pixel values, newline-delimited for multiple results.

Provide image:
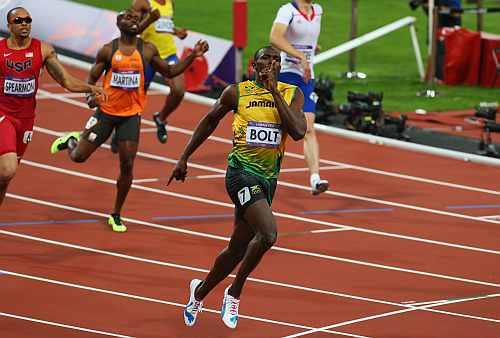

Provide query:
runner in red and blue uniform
left=0, top=7, right=106, bottom=207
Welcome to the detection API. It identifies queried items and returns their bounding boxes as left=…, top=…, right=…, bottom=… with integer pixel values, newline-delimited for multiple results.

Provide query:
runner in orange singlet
left=50, top=9, right=208, bottom=232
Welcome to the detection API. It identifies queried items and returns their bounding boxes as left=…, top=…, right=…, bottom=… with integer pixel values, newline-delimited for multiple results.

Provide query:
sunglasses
left=11, top=16, right=32, bottom=25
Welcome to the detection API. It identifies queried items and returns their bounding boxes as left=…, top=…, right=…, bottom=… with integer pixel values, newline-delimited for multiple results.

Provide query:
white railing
left=314, top=16, right=425, bottom=80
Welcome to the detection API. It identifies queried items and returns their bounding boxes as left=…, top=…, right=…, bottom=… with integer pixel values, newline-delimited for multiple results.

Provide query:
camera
left=474, top=102, right=500, bottom=157
left=339, top=91, right=384, bottom=132
left=313, top=74, right=337, bottom=124
left=474, top=102, right=498, bottom=121
left=408, top=0, right=426, bottom=11
left=337, top=91, right=409, bottom=140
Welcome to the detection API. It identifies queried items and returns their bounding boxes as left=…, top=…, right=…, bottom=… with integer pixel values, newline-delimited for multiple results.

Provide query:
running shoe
left=221, top=286, right=239, bottom=329
left=184, top=279, right=203, bottom=327
left=312, top=179, right=329, bottom=196
left=50, top=131, right=80, bottom=154
left=153, top=112, right=168, bottom=143
left=107, top=214, right=127, bottom=232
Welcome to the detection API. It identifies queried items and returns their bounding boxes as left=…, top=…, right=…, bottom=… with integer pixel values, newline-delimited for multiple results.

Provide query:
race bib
left=155, top=17, right=175, bottom=33
left=4, top=77, right=36, bottom=96
left=237, top=187, right=251, bottom=206
left=110, top=71, right=140, bottom=90
left=284, top=44, right=313, bottom=64
left=85, top=116, right=98, bottom=130
left=22, top=131, right=33, bottom=144
left=246, top=121, right=282, bottom=148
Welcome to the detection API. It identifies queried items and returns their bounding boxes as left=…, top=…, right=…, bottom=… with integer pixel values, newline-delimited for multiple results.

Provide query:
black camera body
left=313, top=74, right=336, bottom=124
left=337, top=91, right=409, bottom=140
left=474, top=102, right=500, bottom=157
left=339, top=91, right=384, bottom=122
left=474, top=102, right=498, bottom=121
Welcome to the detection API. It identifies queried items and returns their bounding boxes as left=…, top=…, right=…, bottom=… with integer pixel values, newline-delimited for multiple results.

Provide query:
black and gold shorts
left=225, top=166, right=277, bottom=215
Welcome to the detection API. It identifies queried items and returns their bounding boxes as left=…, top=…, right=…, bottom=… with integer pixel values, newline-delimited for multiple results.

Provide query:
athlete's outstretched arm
left=42, top=42, right=107, bottom=99
left=86, top=45, right=112, bottom=108
left=168, top=85, right=236, bottom=184
left=150, top=40, right=208, bottom=78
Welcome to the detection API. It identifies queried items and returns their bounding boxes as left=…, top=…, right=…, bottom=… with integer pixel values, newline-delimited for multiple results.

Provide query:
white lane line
left=1, top=229, right=498, bottom=325
left=32, top=124, right=500, bottom=227
left=132, top=178, right=162, bottom=183
left=37, top=92, right=86, bottom=99
left=280, top=165, right=348, bottom=173
left=133, top=174, right=227, bottom=183
left=283, top=293, right=500, bottom=338
left=20, top=157, right=500, bottom=257
left=479, top=215, right=500, bottom=220
left=0, top=269, right=369, bottom=338
left=37, top=88, right=500, bottom=197
left=0, top=312, right=134, bottom=338
left=5, top=193, right=500, bottom=289
left=399, top=293, right=499, bottom=307
left=311, top=228, right=350, bottom=234
left=280, top=228, right=351, bottom=237
left=139, top=127, right=157, bottom=133
left=133, top=167, right=347, bottom=183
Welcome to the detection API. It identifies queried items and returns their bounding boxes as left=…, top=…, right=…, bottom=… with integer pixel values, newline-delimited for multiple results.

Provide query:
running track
left=0, top=66, right=499, bottom=338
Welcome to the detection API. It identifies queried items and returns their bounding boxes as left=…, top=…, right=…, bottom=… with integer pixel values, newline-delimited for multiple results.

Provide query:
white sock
left=310, top=173, right=320, bottom=188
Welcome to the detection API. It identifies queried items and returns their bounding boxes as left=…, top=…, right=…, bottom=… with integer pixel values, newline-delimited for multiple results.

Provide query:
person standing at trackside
left=169, top=46, right=306, bottom=329
left=270, top=0, right=329, bottom=195
left=132, top=0, right=188, bottom=144
left=50, top=9, right=208, bottom=232
left=0, top=7, right=106, bottom=207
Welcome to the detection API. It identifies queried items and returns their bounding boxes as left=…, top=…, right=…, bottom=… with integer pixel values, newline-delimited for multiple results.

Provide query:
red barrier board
left=479, top=33, right=500, bottom=88
left=233, top=0, right=248, bottom=49
left=443, top=28, right=482, bottom=86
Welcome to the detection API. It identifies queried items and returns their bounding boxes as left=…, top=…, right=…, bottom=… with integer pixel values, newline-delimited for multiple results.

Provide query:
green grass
left=71, top=0, right=499, bottom=112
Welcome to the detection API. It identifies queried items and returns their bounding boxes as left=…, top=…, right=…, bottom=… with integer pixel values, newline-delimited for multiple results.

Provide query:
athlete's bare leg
left=227, top=199, right=277, bottom=298
left=68, top=134, right=101, bottom=163
left=190, top=198, right=278, bottom=301
left=158, top=73, right=185, bottom=122
left=194, top=212, right=255, bottom=301
left=0, top=153, right=17, bottom=206
left=303, top=112, right=320, bottom=175
left=304, top=112, right=329, bottom=194
left=113, top=140, right=138, bottom=215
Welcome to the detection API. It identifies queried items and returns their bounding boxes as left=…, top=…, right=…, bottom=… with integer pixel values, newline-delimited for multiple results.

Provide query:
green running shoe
left=50, top=131, right=80, bottom=154
left=108, top=214, right=127, bottom=233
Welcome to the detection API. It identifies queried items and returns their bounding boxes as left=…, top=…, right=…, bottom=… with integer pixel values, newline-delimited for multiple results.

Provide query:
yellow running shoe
left=50, top=131, right=80, bottom=154
left=108, top=214, right=127, bottom=233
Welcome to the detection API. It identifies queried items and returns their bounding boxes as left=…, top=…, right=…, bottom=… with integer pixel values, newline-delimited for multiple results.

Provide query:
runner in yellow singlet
left=169, top=46, right=307, bottom=329
left=132, top=0, right=188, bottom=144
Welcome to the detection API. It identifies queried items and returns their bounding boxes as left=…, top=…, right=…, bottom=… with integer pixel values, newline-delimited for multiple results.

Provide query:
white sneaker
left=221, top=286, right=240, bottom=329
left=312, top=179, right=329, bottom=195
left=183, top=279, right=203, bottom=327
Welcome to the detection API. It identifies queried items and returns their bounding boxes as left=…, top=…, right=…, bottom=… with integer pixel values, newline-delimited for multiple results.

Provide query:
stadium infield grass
left=71, top=0, right=499, bottom=113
